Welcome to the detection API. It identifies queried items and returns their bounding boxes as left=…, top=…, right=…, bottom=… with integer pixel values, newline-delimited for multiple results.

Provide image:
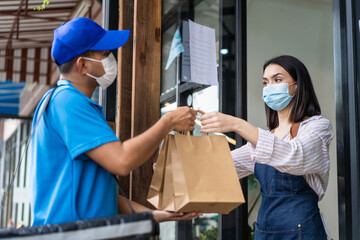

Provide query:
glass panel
left=194, top=0, right=220, bottom=66
left=160, top=0, right=181, bottom=236
left=158, top=101, right=177, bottom=239
left=159, top=101, right=176, bottom=240
left=161, top=0, right=226, bottom=238
left=161, top=101, right=177, bottom=117
left=193, top=214, right=218, bottom=239
left=191, top=1, right=220, bottom=237
left=161, top=24, right=178, bottom=95
left=192, top=85, right=219, bottom=136
left=159, top=221, right=176, bottom=240
left=191, top=86, right=219, bottom=239
left=162, top=0, right=182, bottom=16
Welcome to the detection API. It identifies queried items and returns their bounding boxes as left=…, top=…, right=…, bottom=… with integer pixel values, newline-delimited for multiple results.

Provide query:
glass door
left=160, top=0, right=246, bottom=239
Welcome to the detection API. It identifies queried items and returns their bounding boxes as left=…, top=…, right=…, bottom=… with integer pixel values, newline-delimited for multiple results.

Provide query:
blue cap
left=51, top=17, right=130, bottom=65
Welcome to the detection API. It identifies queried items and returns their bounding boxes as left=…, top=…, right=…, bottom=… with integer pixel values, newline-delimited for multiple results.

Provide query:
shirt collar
left=57, top=79, right=71, bottom=86
left=56, top=79, right=102, bottom=108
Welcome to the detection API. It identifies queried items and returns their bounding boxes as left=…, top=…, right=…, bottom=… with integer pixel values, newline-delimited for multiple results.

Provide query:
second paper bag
left=147, top=133, right=245, bottom=214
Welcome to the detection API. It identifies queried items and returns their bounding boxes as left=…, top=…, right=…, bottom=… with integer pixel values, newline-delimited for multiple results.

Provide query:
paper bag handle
left=196, top=109, right=206, bottom=115
left=194, top=110, right=205, bottom=128
left=194, top=110, right=237, bottom=146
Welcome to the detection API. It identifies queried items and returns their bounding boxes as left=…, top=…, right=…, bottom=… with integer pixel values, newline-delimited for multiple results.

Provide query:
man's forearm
left=121, top=115, right=173, bottom=171
left=117, top=195, right=152, bottom=214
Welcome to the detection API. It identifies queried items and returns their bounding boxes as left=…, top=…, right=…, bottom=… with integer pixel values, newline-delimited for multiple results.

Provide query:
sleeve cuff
left=253, top=128, right=275, bottom=164
left=70, top=134, right=119, bottom=160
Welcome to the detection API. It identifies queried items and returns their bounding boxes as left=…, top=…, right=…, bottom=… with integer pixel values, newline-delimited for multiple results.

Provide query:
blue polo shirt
left=30, top=80, right=119, bottom=226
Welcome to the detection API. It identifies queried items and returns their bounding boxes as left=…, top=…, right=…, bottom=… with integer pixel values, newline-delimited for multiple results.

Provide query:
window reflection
left=162, top=0, right=182, bottom=16
left=161, top=25, right=178, bottom=95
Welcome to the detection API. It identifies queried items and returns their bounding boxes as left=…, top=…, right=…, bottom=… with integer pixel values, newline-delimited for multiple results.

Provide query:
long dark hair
left=263, top=55, right=321, bottom=130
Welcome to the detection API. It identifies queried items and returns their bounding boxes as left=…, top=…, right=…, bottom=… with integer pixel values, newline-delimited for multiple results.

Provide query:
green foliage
left=33, top=0, right=50, bottom=11
left=199, top=226, right=218, bottom=240
left=248, top=222, right=256, bottom=240
left=248, top=174, right=260, bottom=240
left=248, top=174, right=258, bottom=191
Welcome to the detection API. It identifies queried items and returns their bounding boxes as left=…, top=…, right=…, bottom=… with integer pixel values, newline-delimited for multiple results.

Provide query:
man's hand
left=152, top=210, right=202, bottom=223
left=86, top=107, right=196, bottom=176
left=165, top=107, right=197, bottom=132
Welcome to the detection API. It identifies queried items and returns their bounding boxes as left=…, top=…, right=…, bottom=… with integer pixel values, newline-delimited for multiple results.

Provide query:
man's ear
left=76, top=57, right=88, bottom=74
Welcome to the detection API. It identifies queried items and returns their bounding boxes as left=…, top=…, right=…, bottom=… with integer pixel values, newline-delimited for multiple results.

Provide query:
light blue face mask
left=262, top=83, right=296, bottom=111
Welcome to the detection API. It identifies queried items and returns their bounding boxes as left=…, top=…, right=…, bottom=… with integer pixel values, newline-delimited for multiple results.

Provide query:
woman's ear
left=291, top=82, right=297, bottom=96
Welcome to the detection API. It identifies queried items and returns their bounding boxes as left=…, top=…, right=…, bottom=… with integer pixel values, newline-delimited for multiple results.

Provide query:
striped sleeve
left=231, top=143, right=255, bottom=179
left=252, top=116, right=334, bottom=176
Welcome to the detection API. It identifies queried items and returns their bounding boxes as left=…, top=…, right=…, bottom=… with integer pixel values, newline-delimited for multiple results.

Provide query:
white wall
left=247, top=0, right=338, bottom=239
left=3, top=119, right=20, bottom=141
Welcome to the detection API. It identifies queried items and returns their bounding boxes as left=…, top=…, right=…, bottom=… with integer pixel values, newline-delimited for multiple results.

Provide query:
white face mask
left=83, top=53, right=118, bottom=89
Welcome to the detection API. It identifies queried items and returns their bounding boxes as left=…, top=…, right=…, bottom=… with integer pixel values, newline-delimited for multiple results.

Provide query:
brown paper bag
left=147, top=133, right=245, bottom=214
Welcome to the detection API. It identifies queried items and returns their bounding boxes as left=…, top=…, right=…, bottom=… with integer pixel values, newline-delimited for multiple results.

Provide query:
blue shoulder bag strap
left=1, top=87, right=58, bottom=209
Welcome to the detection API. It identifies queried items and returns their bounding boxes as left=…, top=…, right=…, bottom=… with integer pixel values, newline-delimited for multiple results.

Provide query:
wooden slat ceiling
left=0, top=0, right=96, bottom=86
left=0, top=0, right=99, bottom=118
left=0, top=0, right=82, bottom=50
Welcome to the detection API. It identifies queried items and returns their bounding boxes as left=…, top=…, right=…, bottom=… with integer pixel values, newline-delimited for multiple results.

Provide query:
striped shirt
left=231, top=115, right=334, bottom=201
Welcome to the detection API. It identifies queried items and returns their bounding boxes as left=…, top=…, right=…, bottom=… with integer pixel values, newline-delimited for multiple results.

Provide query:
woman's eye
left=275, top=78, right=282, bottom=82
left=262, top=82, right=268, bottom=86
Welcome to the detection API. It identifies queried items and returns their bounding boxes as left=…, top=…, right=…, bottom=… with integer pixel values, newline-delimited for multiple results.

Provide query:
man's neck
left=59, top=74, right=97, bottom=98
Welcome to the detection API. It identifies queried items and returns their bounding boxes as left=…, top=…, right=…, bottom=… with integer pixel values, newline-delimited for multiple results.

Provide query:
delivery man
left=30, top=17, right=200, bottom=226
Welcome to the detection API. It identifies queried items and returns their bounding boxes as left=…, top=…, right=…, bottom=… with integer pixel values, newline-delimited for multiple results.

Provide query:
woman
left=200, top=55, right=333, bottom=239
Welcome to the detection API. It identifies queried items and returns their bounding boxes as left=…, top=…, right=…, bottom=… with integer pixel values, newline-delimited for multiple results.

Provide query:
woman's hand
left=152, top=210, right=202, bottom=223
left=200, top=112, right=239, bottom=134
left=200, top=112, right=259, bottom=145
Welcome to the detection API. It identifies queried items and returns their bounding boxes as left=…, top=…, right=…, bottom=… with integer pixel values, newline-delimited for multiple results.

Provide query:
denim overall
left=254, top=123, right=327, bottom=240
